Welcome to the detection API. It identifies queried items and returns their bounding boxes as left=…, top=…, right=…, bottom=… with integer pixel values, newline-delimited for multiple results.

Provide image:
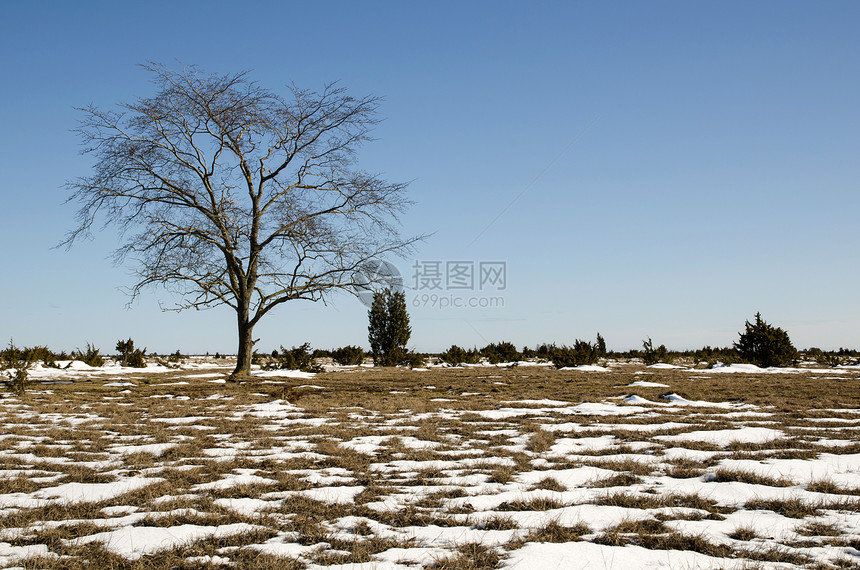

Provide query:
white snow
left=0, top=477, right=163, bottom=508
left=626, top=380, right=670, bottom=387
left=502, top=540, right=750, bottom=569
left=252, top=369, right=317, bottom=378
left=69, top=523, right=265, bottom=559
left=656, top=427, right=784, bottom=446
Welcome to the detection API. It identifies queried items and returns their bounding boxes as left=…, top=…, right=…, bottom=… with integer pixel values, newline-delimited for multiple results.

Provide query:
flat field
left=1, top=360, right=859, bottom=569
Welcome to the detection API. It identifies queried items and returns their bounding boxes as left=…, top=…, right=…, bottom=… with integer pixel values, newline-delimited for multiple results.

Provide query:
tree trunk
left=231, top=307, right=254, bottom=379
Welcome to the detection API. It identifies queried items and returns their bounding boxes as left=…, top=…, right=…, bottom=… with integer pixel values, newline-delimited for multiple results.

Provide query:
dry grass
left=1, top=360, right=857, bottom=568
left=497, top=497, right=567, bottom=511
left=530, top=476, right=568, bottom=492
left=525, top=520, right=591, bottom=543
left=710, top=467, right=794, bottom=487
left=429, top=542, right=501, bottom=569
left=728, top=525, right=759, bottom=541
left=807, top=478, right=860, bottom=496
left=743, top=498, right=820, bottom=518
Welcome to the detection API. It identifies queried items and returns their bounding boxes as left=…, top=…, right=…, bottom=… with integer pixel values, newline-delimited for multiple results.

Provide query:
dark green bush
left=529, top=343, right=559, bottom=360
left=479, top=341, right=521, bottom=364
left=596, top=332, right=607, bottom=358
left=735, top=312, right=798, bottom=368
left=0, top=344, right=59, bottom=368
left=368, top=288, right=412, bottom=366
left=440, top=345, right=480, bottom=366
left=642, top=337, right=670, bottom=365
left=2, top=339, right=33, bottom=395
left=804, top=347, right=843, bottom=367
left=551, top=339, right=600, bottom=368
left=396, top=349, right=426, bottom=368
left=694, top=345, right=740, bottom=366
left=271, top=342, right=320, bottom=372
left=116, top=338, right=147, bottom=368
left=25, top=346, right=56, bottom=367
left=330, top=345, right=366, bottom=365
left=75, top=343, right=105, bottom=367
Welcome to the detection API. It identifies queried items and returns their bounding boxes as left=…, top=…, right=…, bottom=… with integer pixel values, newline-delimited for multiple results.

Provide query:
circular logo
left=354, top=260, right=404, bottom=307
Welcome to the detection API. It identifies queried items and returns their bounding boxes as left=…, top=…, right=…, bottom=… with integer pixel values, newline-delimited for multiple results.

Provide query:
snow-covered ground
left=0, top=361, right=858, bottom=568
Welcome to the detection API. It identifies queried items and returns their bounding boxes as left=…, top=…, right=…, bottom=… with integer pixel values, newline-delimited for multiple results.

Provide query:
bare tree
left=64, top=63, right=419, bottom=378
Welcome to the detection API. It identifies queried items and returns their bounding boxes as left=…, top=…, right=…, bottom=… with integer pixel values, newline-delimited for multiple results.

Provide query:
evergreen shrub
left=551, top=339, right=600, bottom=369
left=440, top=345, right=480, bottom=366
left=368, top=288, right=412, bottom=366
left=735, top=312, right=798, bottom=368
left=116, top=338, right=147, bottom=368
left=642, top=337, right=670, bottom=365
left=479, top=342, right=521, bottom=364
left=75, top=343, right=105, bottom=367
left=2, top=339, right=33, bottom=395
left=331, top=345, right=366, bottom=365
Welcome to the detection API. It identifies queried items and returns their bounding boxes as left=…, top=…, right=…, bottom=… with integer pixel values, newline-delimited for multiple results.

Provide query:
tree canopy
left=65, top=63, right=419, bottom=377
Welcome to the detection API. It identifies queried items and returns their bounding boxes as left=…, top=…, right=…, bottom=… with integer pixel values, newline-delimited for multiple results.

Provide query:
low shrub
left=596, top=332, right=607, bottom=357
left=115, top=338, right=147, bottom=368
left=74, top=343, right=105, bottom=367
left=440, top=345, right=480, bottom=366
left=552, top=339, right=600, bottom=368
left=531, top=343, right=558, bottom=360
left=2, top=339, right=33, bottom=395
left=803, top=347, right=843, bottom=367
left=331, top=345, right=366, bottom=365
left=0, top=344, right=59, bottom=368
left=642, top=337, right=670, bottom=365
left=479, top=341, right=521, bottom=364
left=392, top=349, right=426, bottom=368
left=735, top=312, right=798, bottom=368
left=271, top=343, right=321, bottom=372
left=693, top=345, right=740, bottom=366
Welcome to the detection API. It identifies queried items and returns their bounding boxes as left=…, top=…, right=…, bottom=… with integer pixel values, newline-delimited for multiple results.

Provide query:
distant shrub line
left=2, top=314, right=857, bottom=391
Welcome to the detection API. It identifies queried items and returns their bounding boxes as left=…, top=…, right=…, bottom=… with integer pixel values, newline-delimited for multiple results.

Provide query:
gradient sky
left=1, top=1, right=858, bottom=354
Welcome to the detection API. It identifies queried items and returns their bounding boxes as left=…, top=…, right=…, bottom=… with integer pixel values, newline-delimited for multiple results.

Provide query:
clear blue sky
left=1, top=1, right=858, bottom=354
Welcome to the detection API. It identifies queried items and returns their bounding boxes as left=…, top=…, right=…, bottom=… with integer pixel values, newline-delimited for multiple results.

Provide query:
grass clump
left=530, top=477, right=567, bottom=492
left=588, top=472, right=643, bottom=488
left=487, top=465, right=516, bottom=484
left=744, top=498, right=819, bottom=518
left=796, top=520, right=841, bottom=537
left=498, top=497, right=566, bottom=511
left=595, top=491, right=663, bottom=510
left=474, top=514, right=519, bottom=531
left=430, top=542, right=501, bottom=569
left=639, top=531, right=732, bottom=557
left=710, top=467, right=793, bottom=487
left=728, top=525, right=759, bottom=541
left=526, top=520, right=590, bottom=542
left=807, top=478, right=860, bottom=496
left=525, top=429, right=555, bottom=453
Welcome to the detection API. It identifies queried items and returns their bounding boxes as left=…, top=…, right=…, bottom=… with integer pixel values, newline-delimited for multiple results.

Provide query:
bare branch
left=65, top=63, right=423, bottom=376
